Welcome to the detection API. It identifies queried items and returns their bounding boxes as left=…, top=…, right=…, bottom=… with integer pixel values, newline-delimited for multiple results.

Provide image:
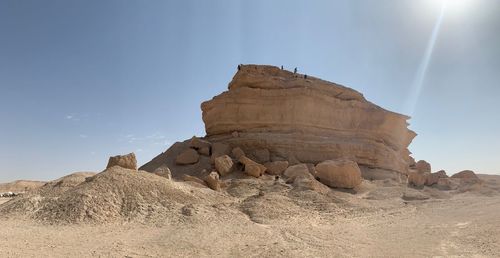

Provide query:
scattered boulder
left=451, top=170, right=479, bottom=180
left=204, top=171, right=221, bottom=191
left=214, top=155, right=234, bottom=176
left=415, top=160, right=431, bottom=173
left=153, top=165, right=172, bottom=180
left=408, top=171, right=426, bottom=188
left=315, top=160, right=362, bottom=189
left=239, top=156, right=266, bottom=178
left=189, top=136, right=211, bottom=151
left=292, top=176, right=331, bottom=194
left=106, top=153, right=137, bottom=170
left=434, top=170, right=448, bottom=178
left=425, top=172, right=440, bottom=186
left=283, top=164, right=314, bottom=183
left=182, top=174, right=207, bottom=187
left=231, top=147, right=245, bottom=160
left=198, top=146, right=210, bottom=156
left=175, top=149, right=200, bottom=165
left=264, top=161, right=289, bottom=175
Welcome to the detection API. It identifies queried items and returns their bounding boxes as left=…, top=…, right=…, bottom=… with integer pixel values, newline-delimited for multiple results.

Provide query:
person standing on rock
left=294, top=67, right=297, bottom=74
left=281, top=65, right=283, bottom=70
left=237, top=64, right=241, bottom=71
left=304, top=74, right=307, bottom=79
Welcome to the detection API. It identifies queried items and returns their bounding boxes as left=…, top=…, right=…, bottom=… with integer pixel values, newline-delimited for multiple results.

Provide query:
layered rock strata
left=201, top=65, right=416, bottom=174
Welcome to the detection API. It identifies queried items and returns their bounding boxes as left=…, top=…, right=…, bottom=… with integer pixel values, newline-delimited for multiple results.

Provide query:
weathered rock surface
left=414, top=160, right=431, bottom=173
left=239, top=156, right=266, bottom=178
left=264, top=161, right=289, bottom=175
left=106, top=153, right=137, bottom=170
left=408, top=171, right=426, bottom=188
left=175, top=149, right=200, bottom=165
left=204, top=171, right=221, bottom=191
left=283, top=164, right=314, bottom=183
left=214, top=155, right=234, bottom=176
left=201, top=65, right=415, bottom=174
left=211, top=142, right=231, bottom=163
left=315, top=160, right=362, bottom=189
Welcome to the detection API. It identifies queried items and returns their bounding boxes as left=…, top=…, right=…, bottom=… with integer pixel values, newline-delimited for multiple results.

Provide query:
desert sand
left=0, top=173, right=499, bottom=258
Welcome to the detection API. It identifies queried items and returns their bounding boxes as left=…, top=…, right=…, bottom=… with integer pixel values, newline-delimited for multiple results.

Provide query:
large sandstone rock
left=214, top=155, right=234, bottom=176
left=175, top=149, right=200, bottom=165
left=106, top=153, right=137, bottom=170
left=314, top=160, right=362, bottom=189
left=211, top=142, right=231, bottom=163
left=153, top=165, right=172, bottom=180
left=203, top=171, right=221, bottom=191
left=201, top=65, right=415, bottom=174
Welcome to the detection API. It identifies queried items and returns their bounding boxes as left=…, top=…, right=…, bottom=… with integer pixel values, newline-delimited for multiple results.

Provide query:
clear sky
left=1, top=0, right=499, bottom=182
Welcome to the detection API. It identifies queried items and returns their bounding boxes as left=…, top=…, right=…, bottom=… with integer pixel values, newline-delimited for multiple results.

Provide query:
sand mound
left=0, top=167, right=227, bottom=224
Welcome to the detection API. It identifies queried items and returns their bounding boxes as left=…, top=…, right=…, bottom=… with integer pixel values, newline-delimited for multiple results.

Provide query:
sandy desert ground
left=0, top=174, right=499, bottom=258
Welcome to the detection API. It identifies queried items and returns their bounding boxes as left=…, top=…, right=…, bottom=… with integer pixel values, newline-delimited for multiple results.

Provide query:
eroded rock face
left=201, top=65, right=415, bottom=174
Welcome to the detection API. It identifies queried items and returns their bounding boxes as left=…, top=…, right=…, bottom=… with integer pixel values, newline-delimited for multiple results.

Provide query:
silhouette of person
left=304, top=74, right=307, bottom=79
left=237, top=64, right=241, bottom=71
left=294, top=67, right=297, bottom=74
left=281, top=65, right=283, bottom=70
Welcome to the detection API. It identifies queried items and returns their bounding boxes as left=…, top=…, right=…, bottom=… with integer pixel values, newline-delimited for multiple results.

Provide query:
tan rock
left=284, top=164, right=314, bottom=182
left=292, top=176, right=331, bottom=194
left=198, top=146, right=210, bottom=156
left=182, top=174, right=207, bottom=186
left=175, top=149, right=200, bottom=165
left=434, top=170, right=448, bottom=178
left=201, top=65, right=416, bottom=174
left=314, top=160, right=362, bottom=189
left=239, top=156, right=266, bottom=178
left=106, top=153, right=137, bottom=170
left=264, top=161, right=289, bottom=175
left=408, top=171, right=426, bottom=188
left=204, top=171, right=221, bottom=191
left=415, top=160, right=431, bottom=173
left=451, top=170, right=479, bottom=179
left=436, top=178, right=455, bottom=190
left=231, top=147, right=245, bottom=160
left=214, top=155, right=234, bottom=176
left=189, top=136, right=211, bottom=150
left=153, top=165, right=172, bottom=180
left=425, top=172, right=439, bottom=186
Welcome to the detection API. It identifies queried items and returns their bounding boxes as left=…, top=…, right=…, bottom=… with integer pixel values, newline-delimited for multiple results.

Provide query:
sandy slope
left=0, top=186, right=499, bottom=257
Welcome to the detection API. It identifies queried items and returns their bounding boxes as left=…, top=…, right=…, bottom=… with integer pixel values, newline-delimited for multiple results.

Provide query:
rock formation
left=315, top=160, right=362, bottom=189
left=201, top=65, right=416, bottom=174
left=106, top=153, right=137, bottom=170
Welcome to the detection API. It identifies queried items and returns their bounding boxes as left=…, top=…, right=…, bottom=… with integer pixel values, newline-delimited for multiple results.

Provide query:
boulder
left=314, top=160, right=362, bottom=189
left=415, top=160, right=431, bottom=173
left=231, top=147, right=245, bottom=160
left=264, top=161, right=289, bottom=175
left=106, top=153, right=137, bottom=170
left=434, top=170, right=448, bottom=178
left=175, top=149, right=200, bottom=165
left=292, top=176, right=331, bottom=194
left=153, top=165, right=172, bottom=180
left=182, top=174, right=207, bottom=187
left=214, top=155, right=234, bottom=176
left=189, top=136, right=211, bottom=150
left=198, top=146, right=210, bottom=156
left=408, top=171, right=426, bottom=188
left=204, top=171, right=221, bottom=191
left=425, top=172, right=440, bottom=186
left=201, top=65, right=416, bottom=174
left=239, top=156, right=266, bottom=178
left=436, top=178, right=456, bottom=190
left=451, top=170, right=479, bottom=180
left=283, top=164, right=314, bottom=183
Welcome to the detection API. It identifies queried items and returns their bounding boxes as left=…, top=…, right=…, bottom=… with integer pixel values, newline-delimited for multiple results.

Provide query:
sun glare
left=434, top=0, right=474, bottom=13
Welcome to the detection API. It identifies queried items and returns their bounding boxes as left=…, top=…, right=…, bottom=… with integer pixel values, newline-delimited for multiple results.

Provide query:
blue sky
left=1, top=0, right=499, bottom=182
